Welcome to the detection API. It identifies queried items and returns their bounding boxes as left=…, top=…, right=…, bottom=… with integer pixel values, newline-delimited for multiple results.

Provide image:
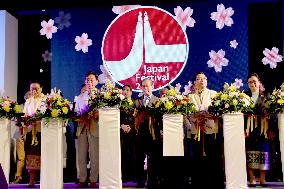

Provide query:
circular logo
left=102, top=6, right=188, bottom=92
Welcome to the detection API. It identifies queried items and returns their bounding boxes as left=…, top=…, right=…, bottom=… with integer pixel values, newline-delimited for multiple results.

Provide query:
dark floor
left=6, top=182, right=284, bottom=189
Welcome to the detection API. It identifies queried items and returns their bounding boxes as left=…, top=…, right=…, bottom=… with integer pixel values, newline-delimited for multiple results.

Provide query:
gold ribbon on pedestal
left=245, top=115, right=269, bottom=138
left=31, top=123, right=38, bottom=146
left=260, top=116, right=268, bottom=138
left=246, top=115, right=255, bottom=137
left=214, top=117, right=219, bottom=139
left=134, top=110, right=156, bottom=140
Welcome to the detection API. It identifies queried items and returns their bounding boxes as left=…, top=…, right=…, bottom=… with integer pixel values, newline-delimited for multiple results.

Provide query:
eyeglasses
left=247, top=80, right=257, bottom=84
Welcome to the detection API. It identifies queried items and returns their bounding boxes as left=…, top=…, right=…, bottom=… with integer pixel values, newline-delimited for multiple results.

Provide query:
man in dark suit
left=134, top=78, right=162, bottom=189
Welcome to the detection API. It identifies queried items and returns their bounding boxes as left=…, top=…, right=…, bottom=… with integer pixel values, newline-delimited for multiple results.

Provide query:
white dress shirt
left=188, top=88, right=217, bottom=134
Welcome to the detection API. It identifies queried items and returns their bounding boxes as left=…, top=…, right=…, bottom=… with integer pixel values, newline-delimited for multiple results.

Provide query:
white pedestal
left=40, top=118, right=65, bottom=189
left=278, top=113, right=284, bottom=182
left=0, top=118, right=10, bottom=183
left=223, top=113, right=248, bottom=189
left=99, top=108, right=122, bottom=189
left=163, top=114, right=184, bottom=156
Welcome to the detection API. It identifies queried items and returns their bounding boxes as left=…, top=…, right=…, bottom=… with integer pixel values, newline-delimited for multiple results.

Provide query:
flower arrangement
left=0, top=97, right=23, bottom=119
left=34, top=88, right=73, bottom=120
left=153, top=86, right=196, bottom=115
left=208, top=82, right=254, bottom=116
left=265, top=82, right=284, bottom=114
left=88, top=79, right=125, bottom=110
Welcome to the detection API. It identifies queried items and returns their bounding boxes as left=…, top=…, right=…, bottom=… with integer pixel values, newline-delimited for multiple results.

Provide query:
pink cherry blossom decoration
left=40, top=19, right=58, bottom=39
left=262, top=47, right=283, bottom=69
left=75, top=33, right=92, bottom=53
left=210, top=4, right=234, bottom=29
left=174, top=6, right=196, bottom=29
left=207, top=49, right=229, bottom=72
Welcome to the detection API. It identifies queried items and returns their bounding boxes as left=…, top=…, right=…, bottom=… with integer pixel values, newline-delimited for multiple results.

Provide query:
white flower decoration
left=233, top=78, right=243, bottom=89
left=182, top=81, right=193, bottom=96
left=75, top=33, right=92, bottom=53
left=174, top=6, right=196, bottom=29
left=262, top=47, right=283, bottom=69
left=207, top=49, right=229, bottom=72
left=175, top=83, right=182, bottom=93
left=210, top=4, right=234, bottom=29
left=40, top=19, right=58, bottom=39
left=230, top=40, right=238, bottom=49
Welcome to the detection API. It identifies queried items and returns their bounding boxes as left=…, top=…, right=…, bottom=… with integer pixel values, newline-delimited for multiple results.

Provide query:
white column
left=163, top=114, right=184, bottom=156
left=0, top=118, right=11, bottom=183
left=99, top=108, right=122, bottom=189
left=223, top=113, right=248, bottom=189
left=40, top=118, right=65, bottom=189
left=278, top=113, right=284, bottom=182
left=0, top=11, right=18, bottom=100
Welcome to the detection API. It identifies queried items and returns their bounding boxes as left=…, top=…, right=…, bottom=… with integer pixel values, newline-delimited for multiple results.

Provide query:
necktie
left=144, top=96, right=150, bottom=106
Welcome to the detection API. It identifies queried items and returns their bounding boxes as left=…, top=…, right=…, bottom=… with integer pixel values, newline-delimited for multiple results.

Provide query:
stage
left=7, top=182, right=284, bottom=189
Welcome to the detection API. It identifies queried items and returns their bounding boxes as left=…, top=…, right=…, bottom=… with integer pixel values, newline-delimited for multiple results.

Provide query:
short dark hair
left=123, top=84, right=132, bottom=91
left=248, top=73, right=260, bottom=81
left=194, top=72, right=206, bottom=80
left=85, top=71, right=98, bottom=80
left=29, top=80, right=41, bottom=87
left=80, top=84, right=86, bottom=90
left=248, top=73, right=265, bottom=92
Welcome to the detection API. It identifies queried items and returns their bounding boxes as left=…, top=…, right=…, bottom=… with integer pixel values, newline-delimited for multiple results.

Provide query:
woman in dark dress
left=245, top=73, right=272, bottom=187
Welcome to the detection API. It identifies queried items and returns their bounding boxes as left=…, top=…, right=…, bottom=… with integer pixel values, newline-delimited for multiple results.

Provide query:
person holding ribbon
left=245, top=73, right=273, bottom=187
left=133, top=78, right=162, bottom=189
left=75, top=71, right=99, bottom=188
left=23, top=81, right=45, bottom=188
left=187, top=72, right=224, bottom=189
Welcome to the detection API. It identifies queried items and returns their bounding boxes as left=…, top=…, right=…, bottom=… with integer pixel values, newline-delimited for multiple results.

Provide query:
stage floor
left=7, top=182, right=284, bottom=189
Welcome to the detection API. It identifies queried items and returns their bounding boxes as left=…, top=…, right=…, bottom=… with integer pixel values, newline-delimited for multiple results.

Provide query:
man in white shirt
left=75, top=71, right=99, bottom=188
left=188, top=72, right=224, bottom=188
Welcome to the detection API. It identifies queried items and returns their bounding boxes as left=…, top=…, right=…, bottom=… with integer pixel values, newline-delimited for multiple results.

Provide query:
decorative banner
left=102, top=6, right=189, bottom=92
left=0, top=118, right=10, bottom=183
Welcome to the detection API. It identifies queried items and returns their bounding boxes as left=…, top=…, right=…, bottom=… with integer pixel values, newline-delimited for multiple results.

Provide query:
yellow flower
left=239, top=93, right=245, bottom=98
left=232, top=99, right=238, bottom=106
left=127, top=98, right=133, bottom=106
left=230, top=85, right=237, bottom=92
left=3, top=105, right=10, bottom=112
left=221, top=93, right=228, bottom=100
left=277, top=99, right=284, bottom=105
left=63, top=99, right=70, bottom=105
left=166, top=87, right=176, bottom=96
left=104, top=92, right=111, bottom=99
left=56, top=100, right=62, bottom=106
left=265, top=101, right=271, bottom=108
left=51, top=109, right=59, bottom=118
left=155, top=101, right=161, bottom=108
left=164, top=101, right=174, bottom=110
left=62, top=107, right=69, bottom=114
left=13, top=105, right=21, bottom=113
